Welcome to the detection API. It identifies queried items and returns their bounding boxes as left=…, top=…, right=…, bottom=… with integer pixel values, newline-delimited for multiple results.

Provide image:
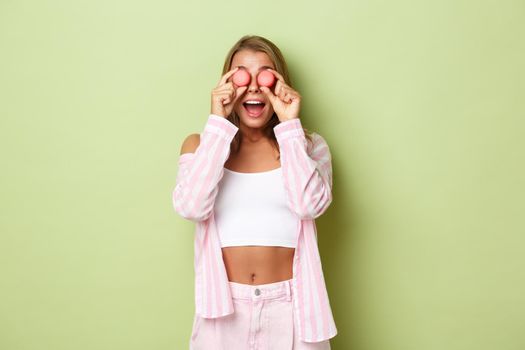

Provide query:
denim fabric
left=189, top=278, right=331, bottom=350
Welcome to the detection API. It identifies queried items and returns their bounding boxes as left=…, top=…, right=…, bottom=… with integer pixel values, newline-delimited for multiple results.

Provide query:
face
left=230, top=50, right=276, bottom=129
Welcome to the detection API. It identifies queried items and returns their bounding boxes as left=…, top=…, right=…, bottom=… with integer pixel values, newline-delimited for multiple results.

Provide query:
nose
left=248, top=73, right=261, bottom=93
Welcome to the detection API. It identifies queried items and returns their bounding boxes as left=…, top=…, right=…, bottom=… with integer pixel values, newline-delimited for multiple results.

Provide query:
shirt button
left=254, top=288, right=261, bottom=296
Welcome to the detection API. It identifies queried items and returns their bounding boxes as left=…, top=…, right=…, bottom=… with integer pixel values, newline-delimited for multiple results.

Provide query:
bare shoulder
left=180, top=133, right=201, bottom=155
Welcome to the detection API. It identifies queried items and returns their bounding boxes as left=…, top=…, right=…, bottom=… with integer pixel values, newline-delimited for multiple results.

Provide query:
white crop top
left=213, top=166, right=298, bottom=248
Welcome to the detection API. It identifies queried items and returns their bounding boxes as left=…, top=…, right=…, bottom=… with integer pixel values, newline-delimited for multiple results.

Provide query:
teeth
left=245, top=101, right=263, bottom=104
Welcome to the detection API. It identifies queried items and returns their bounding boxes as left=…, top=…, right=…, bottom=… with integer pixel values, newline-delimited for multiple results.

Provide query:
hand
left=211, top=67, right=248, bottom=118
left=260, top=68, right=301, bottom=122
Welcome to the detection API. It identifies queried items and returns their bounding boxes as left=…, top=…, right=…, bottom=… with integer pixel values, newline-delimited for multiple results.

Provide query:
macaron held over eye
left=231, top=68, right=276, bottom=88
left=232, top=69, right=251, bottom=86
left=257, top=70, right=275, bottom=88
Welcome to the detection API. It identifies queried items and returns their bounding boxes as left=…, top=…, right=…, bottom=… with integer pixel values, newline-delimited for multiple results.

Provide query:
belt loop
left=285, top=280, right=291, bottom=301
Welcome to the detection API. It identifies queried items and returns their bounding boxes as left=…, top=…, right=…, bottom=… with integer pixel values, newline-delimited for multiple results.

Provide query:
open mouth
left=243, top=101, right=266, bottom=117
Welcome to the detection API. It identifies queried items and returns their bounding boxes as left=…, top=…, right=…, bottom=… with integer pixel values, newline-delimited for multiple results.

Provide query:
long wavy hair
left=221, top=35, right=313, bottom=160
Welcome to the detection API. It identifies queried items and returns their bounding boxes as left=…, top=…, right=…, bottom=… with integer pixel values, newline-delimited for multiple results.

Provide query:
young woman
left=173, top=35, right=337, bottom=350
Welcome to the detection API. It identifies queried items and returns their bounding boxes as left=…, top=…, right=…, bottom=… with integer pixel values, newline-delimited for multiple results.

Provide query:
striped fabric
left=172, top=114, right=338, bottom=343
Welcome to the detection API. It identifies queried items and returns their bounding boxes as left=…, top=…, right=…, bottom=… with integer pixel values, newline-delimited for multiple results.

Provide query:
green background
left=1, top=0, right=524, bottom=349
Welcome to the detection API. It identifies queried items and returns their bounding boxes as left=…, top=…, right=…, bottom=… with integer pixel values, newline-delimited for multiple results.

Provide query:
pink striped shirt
left=172, top=114, right=338, bottom=343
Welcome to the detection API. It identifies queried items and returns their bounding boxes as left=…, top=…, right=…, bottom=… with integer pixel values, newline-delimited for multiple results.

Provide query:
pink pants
left=189, top=278, right=331, bottom=350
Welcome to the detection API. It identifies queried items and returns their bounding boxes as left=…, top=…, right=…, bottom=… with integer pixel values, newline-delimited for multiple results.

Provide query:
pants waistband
left=228, top=278, right=293, bottom=302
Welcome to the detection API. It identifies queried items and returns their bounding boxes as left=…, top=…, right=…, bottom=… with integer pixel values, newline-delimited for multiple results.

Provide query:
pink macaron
left=232, top=69, right=251, bottom=86
left=257, top=70, right=276, bottom=87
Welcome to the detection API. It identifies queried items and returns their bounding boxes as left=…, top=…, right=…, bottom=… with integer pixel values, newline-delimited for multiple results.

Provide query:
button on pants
left=189, top=278, right=331, bottom=350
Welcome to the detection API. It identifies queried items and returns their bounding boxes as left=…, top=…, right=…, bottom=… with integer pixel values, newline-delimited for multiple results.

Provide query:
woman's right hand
left=211, top=67, right=248, bottom=118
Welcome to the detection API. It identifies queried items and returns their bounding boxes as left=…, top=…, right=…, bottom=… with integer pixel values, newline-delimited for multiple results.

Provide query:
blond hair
left=221, top=35, right=313, bottom=159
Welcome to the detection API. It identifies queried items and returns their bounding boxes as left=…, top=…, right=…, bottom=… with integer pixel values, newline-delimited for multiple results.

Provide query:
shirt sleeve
left=172, top=114, right=239, bottom=222
left=273, top=118, right=333, bottom=220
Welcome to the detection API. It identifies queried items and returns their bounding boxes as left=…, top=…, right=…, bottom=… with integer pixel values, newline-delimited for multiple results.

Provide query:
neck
left=239, top=124, right=269, bottom=144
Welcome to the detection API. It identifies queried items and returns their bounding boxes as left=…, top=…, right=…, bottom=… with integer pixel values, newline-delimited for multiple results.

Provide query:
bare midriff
left=222, top=142, right=292, bottom=285
left=221, top=246, right=295, bottom=285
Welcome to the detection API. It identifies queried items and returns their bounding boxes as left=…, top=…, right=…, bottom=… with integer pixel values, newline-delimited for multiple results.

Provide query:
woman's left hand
left=260, top=69, right=301, bottom=122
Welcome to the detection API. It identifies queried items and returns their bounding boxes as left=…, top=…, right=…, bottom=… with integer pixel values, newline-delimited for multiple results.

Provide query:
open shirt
left=172, top=114, right=337, bottom=342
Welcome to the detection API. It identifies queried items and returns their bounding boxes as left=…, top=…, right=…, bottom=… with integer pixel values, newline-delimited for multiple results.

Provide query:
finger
left=219, top=85, right=245, bottom=105
left=222, top=94, right=235, bottom=105
left=278, top=85, right=287, bottom=100
left=282, top=86, right=299, bottom=102
left=273, top=80, right=283, bottom=96
left=218, top=67, right=240, bottom=86
left=213, top=91, right=233, bottom=105
left=275, top=80, right=294, bottom=97
left=261, top=86, right=277, bottom=105
left=222, top=93, right=235, bottom=105
left=216, top=81, right=234, bottom=91
left=266, top=68, right=285, bottom=84
left=279, top=84, right=297, bottom=97
left=213, top=87, right=233, bottom=96
left=289, top=92, right=300, bottom=103
left=214, top=84, right=235, bottom=96
left=233, top=86, right=248, bottom=103
left=216, top=90, right=233, bottom=103
left=219, top=96, right=228, bottom=105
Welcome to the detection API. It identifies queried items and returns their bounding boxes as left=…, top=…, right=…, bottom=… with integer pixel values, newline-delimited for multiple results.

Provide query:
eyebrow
left=236, top=65, right=274, bottom=70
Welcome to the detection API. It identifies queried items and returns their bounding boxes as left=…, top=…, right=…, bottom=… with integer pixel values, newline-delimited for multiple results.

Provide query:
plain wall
left=1, top=0, right=524, bottom=349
